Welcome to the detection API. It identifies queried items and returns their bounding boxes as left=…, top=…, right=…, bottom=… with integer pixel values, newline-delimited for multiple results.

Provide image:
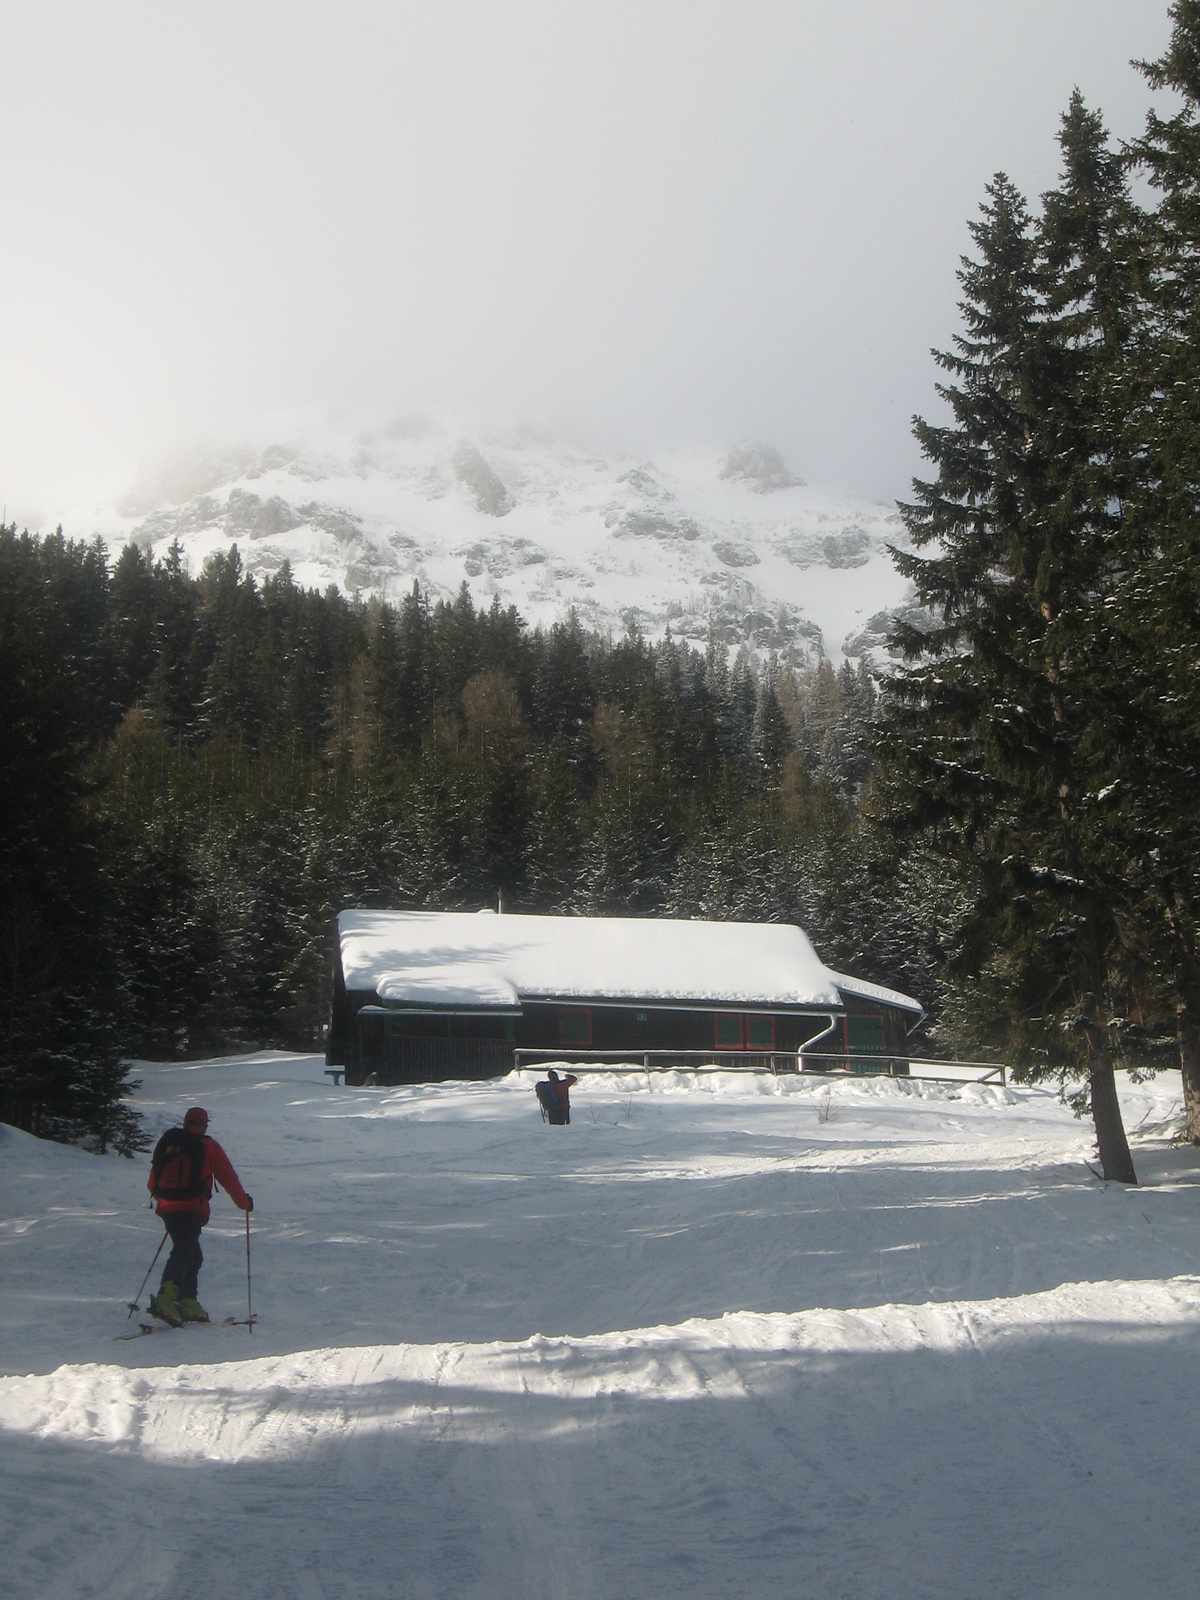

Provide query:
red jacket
left=148, top=1134, right=250, bottom=1224
left=551, top=1073, right=578, bottom=1108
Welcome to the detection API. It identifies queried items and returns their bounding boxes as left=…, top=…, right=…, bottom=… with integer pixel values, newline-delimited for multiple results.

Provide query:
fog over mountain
left=0, top=3, right=1169, bottom=529
left=100, top=417, right=915, bottom=665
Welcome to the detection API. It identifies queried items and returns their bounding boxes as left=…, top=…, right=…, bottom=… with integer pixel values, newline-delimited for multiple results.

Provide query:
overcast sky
left=0, top=1, right=1175, bottom=524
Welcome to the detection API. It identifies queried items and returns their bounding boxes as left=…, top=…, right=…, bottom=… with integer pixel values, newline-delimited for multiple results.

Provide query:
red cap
left=183, top=1107, right=209, bottom=1132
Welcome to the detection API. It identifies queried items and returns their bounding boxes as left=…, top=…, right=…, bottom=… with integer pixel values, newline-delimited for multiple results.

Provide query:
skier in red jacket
left=146, top=1106, right=253, bottom=1326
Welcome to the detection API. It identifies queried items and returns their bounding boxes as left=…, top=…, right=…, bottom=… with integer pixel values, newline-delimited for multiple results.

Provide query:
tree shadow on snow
left=4, top=1316, right=1199, bottom=1600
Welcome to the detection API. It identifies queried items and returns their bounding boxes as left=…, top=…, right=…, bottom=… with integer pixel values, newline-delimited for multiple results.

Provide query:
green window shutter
left=847, top=1015, right=884, bottom=1073
left=714, top=1013, right=742, bottom=1048
left=847, top=1016, right=884, bottom=1052
left=559, top=1008, right=591, bottom=1046
left=746, top=1015, right=774, bottom=1049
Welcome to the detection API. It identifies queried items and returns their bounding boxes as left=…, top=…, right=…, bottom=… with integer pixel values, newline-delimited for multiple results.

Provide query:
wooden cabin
left=326, top=910, right=923, bottom=1085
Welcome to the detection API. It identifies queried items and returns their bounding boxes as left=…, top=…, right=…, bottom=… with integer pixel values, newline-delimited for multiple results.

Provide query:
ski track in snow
left=3, top=1058, right=1200, bottom=1598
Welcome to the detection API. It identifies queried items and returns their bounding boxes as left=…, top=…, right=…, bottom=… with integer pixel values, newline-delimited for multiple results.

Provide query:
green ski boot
left=178, top=1297, right=209, bottom=1323
left=149, top=1282, right=182, bottom=1327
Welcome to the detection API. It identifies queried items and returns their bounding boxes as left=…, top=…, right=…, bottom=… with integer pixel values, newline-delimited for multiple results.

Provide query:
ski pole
left=128, top=1230, right=169, bottom=1318
left=245, top=1206, right=253, bottom=1335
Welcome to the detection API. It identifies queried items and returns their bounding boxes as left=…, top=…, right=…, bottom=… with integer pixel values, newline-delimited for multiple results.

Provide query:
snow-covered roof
left=827, top=969, right=925, bottom=1020
left=337, top=910, right=921, bottom=1016
left=375, top=962, right=520, bottom=1011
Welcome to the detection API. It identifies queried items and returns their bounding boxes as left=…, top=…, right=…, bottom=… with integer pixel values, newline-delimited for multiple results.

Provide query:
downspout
left=799, top=1012, right=842, bottom=1069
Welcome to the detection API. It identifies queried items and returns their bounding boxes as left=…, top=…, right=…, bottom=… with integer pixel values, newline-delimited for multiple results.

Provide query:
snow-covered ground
left=4, top=1056, right=1200, bottom=1598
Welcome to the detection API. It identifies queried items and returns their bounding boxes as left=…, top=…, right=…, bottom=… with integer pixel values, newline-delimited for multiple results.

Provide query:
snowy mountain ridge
left=102, top=419, right=916, bottom=665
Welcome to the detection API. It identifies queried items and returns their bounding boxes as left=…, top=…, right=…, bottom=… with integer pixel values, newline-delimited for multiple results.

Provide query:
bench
left=324, top=1068, right=345, bottom=1086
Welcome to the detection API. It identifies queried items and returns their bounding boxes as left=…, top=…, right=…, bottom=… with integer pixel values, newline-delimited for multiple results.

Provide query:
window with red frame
left=713, top=1013, right=775, bottom=1049
left=559, top=1008, right=592, bottom=1046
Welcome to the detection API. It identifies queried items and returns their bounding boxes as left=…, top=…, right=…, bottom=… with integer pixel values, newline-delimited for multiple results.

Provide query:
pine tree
left=0, top=526, right=143, bottom=1150
left=105, top=542, right=158, bottom=715
left=1117, top=2, right=1200, bottom=1137
left=878, top=164, right=1140, bottom=1181
left=145, top=540, right=204, bottom=739
left=199, top=545, right=264, bottom=745
left=528, top=736, right=585, bottom=908
left=529, top=610, right=597, bottom=778
left=752, top=671, right=792, bottom=787
left=726, top=648, right=758, bottom=767
left=392, top=581, right=434, bottom=754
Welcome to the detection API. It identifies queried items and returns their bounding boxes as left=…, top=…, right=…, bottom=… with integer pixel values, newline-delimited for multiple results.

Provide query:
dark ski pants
left=160, top=1212, right=204, bottom=1299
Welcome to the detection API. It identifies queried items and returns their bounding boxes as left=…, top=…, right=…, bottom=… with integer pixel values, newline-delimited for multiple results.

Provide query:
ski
left=116, top=1314, right=256, bottom=1341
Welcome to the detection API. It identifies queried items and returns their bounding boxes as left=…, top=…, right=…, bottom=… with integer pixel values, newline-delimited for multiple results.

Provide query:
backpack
left=535, top=1081, right=568, bottom=1125
left=150, top=1127, right=208, bottom=1203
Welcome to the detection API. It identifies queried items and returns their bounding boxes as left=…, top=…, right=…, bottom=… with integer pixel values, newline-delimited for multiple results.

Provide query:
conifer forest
left=5, top=6, right=1200, bottom=1182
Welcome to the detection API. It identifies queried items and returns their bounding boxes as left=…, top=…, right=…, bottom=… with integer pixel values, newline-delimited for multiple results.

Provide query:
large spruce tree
left=1115, top=2, right=1200, bottom=1139
left=0, top=527, right=143, bottom=1151
left=879, top=147, right=1141, bottom=1181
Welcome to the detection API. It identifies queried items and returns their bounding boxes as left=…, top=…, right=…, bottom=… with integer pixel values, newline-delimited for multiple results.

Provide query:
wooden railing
left=512, top=1047, right=1007, bottom=1087
left=513, top=1048, right=797, bottom=1075
left=797, top=1052, right=1007, bottom=1087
